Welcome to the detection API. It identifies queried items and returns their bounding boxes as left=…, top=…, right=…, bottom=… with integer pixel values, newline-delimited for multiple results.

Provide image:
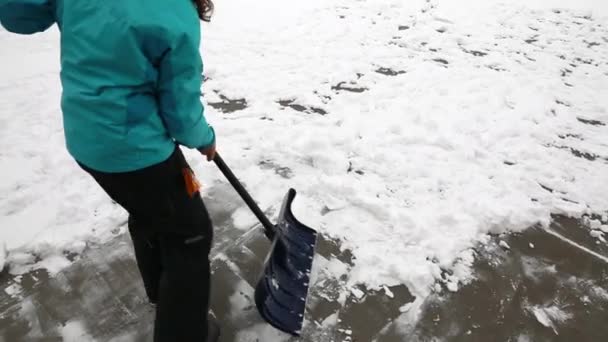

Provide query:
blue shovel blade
left=254, top=189, right=318, bottom=336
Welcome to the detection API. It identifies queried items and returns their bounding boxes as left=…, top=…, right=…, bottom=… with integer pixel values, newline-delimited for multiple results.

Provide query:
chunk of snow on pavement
left=446, top=281, right=459, bottom=292
left=320, top=312, right=339, bottom=328
left=592, top=286, right=608, bottom=301
left=230, top=207, right=259, bottom=231
left=338, top=328, right=353, bottom=335
left=4, top=283, right=22, bottom=297
left=529, top=243, right=535, bottom=249
left=530, top=305, right=572, bottom=334
left=589, top=219, right=602, bottom=230
left=34, top=254, right=72, bottom=276
left=227, top=280, right=254, bottom=317
left=60, top=321, right=95, bottom=342
left=499, top=241, right=511, bottom=250
left=323, top=258, right=349, bottom=277
left=350, top=287, right=365, bottom=300
left=590, top=230, right=606, bottom=242
left=383, top=285, right=395, bottom=298
left=532, top=307, right=554, bottom=329
left=399, top=302, right=415, bottom=313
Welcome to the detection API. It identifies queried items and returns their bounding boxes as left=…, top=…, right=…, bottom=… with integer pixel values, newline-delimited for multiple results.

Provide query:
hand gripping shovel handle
left=213, top=153, right=276, bottom=240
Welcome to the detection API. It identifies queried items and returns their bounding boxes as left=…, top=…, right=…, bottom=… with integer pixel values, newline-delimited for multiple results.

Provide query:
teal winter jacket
left=0, top=0, right=215, bottom=172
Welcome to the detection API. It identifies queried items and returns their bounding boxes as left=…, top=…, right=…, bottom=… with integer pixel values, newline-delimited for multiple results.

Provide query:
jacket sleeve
left=156, top=25, right=215, bottom=150
left=0, top=0, right=55, bottom=34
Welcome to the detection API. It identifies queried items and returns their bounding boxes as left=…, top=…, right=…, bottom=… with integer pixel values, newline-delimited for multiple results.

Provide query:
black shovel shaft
left=213, top=153, right=276, bottom=238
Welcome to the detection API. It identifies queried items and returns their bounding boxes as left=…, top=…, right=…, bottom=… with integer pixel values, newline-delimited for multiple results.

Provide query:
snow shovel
left=213, top=153, right=318, bottom=335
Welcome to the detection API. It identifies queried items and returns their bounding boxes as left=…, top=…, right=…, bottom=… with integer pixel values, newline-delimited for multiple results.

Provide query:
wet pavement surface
left=1, top=184, right=607, bottom=341
left=403, top=219, right=608, bottom=342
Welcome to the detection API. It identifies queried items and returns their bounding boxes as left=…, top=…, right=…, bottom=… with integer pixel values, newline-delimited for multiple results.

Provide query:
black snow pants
left=79, top=147, right=213, bottom=342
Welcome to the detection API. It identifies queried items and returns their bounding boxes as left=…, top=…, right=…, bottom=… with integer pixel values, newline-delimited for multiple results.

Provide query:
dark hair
left=194, top=0, right=214, bottom=22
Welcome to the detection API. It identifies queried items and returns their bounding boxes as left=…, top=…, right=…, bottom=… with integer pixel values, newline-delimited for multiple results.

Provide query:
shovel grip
left=213, top=153, right=276, bottom=239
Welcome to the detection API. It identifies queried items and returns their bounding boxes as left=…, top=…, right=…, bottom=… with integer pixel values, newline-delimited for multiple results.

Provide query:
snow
left=383, top=285, right=395, bottom=298
left=341, top=329, right=353, bottom=335
left=4, top=283, right=22, bottom=297
left=227, top=279, right=256, bottom=317
left=433, top=0, right=608, bottom=22
left=499, top=241, right=511, bottom=250
left=399, top=302, right=415, bottom=313
left=587, top=218, right=602, bottom=229
left=593, top=286, right=608, bottom=301
left=590, top=229, right=606, bottom=242
left=33, top=254, right=72, bottom=276
left=1, top=0, right=608, bottom=333
left=230, top=206, right=258, bottom=230
left=60, top=321, right=95, bottom=342
left=446, top=281, right=459, bottom=292
left=350, top=287, right=365, bottom=300
left=529, top=305, right=572, bottom=334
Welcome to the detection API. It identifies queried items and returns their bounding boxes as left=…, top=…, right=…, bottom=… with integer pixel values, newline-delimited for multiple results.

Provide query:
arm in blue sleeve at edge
left=0, top=0, right=55, bottom=34
left=155, top=23, right=215, bottom=151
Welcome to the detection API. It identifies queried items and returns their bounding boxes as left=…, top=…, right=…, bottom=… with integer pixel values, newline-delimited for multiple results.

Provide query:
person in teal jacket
left=1, top=0, right=220, bottom=341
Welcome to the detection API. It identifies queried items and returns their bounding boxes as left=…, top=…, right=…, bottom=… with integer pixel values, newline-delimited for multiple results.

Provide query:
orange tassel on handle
left=182, top=168, right=201, bottom=198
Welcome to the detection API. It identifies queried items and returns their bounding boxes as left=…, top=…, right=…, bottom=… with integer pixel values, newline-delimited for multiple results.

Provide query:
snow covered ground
left=1, top=0, right=608, bottom=338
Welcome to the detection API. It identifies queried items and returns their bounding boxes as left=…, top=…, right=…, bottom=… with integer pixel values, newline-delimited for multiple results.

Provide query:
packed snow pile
left=1, top=0, right=607, bottom=324
left=203, top=0, right=608, bottom=298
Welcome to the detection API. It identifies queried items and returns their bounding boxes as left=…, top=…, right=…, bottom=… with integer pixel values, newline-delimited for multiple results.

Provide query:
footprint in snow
left=331, top=81, right=368, bottom=93
left=207, top=91, right=248, bottom=114
left=375, top=67, right=406, bottom=76
left=277, top=99, right=327, bottom=115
